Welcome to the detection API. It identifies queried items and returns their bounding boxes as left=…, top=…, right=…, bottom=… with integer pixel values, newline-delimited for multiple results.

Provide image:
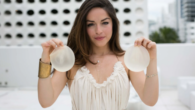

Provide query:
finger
left=51, top=38, right=64, bottom=47
left=148, top=42, right=155, bottom=49
left=143, top=39, right=149, bottom=48
left=48, top=40, right=57, bottom=49
left=143, top=39, right=149, bottom=47
left=51, top=38, right=60, bottom=47
left=134, top=40, right=137, bottom=46
left=55, top=38, right=64, bottom=46
left=137, top=37, right=144, bottom=46
left=41, top=42, right=50, bottom=47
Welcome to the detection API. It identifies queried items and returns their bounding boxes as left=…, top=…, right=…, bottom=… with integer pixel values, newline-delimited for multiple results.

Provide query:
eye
left=87, top=23, right=93, bottom=27
left=87, top=22, right=109, bottom=27
left=103, top=22, right=109, bottom=25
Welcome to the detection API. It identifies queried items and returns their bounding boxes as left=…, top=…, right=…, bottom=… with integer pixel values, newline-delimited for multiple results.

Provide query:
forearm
left=38, top=77, right=55, bottom=108
left=143, top=58, right=159, bottom=106
left=38, top=57, right=54, bottom=108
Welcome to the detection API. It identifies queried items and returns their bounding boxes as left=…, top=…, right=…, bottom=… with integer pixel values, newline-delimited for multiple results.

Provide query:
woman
left=38, top=0, right=159, bottom=110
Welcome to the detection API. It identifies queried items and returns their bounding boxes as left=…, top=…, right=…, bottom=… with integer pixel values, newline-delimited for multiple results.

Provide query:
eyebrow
left=87, top=18, right=110, bottom=22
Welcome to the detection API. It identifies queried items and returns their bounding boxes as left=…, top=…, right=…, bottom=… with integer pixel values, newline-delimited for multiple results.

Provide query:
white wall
left=156, top=43, right=195, bottom=87
left=0, top=0, right=148, bottom=46
left=0, top=44, right=195, bottom=88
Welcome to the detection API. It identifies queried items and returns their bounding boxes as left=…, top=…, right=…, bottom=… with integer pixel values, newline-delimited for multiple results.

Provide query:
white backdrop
left=0, top=0, right=148, bottom=46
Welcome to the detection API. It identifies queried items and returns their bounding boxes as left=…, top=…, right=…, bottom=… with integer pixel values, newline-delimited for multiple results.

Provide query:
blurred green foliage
left=149, top=27, right=181, bottom=43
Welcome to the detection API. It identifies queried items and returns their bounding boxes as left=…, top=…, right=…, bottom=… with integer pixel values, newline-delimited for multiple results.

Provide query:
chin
left=94, top=42, right=108, bottom=47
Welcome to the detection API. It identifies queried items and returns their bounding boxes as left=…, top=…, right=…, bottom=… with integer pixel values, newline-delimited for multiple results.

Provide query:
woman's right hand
left=41, top=38, right=64, bottom=63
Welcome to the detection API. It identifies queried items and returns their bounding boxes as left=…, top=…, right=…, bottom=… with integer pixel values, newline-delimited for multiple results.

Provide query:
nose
left=96, top=24, right=103, bottom=35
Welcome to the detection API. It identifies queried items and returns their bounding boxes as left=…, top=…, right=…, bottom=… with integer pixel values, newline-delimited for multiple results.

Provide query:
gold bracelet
left=38, top=58, right=52, bottom=78
left=146, top=73, right=158, bottom=78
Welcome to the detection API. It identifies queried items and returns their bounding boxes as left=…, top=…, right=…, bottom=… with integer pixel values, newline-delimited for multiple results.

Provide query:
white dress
left=69, top=60, right=130, bottom=110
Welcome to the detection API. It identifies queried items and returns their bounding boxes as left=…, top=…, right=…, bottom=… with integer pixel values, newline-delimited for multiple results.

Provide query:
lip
left=95, top=37, right=105, bottom=41
left=95, top=36, right=104, bottom=38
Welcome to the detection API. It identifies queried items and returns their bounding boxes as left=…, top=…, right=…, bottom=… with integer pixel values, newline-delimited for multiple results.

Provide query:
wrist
left=146, top=73, right=158, bottom=78
left=38, top=58, right=51, bottom=78
left=40, top=58, right=51, bottom=64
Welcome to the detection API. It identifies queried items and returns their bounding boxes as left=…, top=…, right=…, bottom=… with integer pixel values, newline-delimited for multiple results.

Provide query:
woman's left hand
left=134, top=37, right=157, bottom=59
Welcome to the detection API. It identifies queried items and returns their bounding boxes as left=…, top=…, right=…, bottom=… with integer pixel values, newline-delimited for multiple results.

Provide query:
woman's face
left=86, top=7, right=113, bottom=47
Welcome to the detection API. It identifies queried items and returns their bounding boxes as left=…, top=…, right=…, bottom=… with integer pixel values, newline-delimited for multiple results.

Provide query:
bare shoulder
left=67, top=64, right=82, bottom=80
left=117, top=52, right=130, bottom=80
left=66, top=64, right=82, bottom=89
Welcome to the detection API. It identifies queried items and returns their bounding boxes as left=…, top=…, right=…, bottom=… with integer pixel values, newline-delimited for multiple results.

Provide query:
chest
left=69, top=62, right=131, bottom=110
left=67, top=61, right=129, bottom=90
left=85, top=60, right=120, bottom=84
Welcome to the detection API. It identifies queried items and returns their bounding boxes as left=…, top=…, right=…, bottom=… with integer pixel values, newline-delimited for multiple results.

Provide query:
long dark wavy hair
left=51, top=0, right=125, bottom=80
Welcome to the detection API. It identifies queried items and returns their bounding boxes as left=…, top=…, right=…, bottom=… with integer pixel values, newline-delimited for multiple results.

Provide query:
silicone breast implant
left=124, top=44, right=150, bottom=72
left=50, top=45, right=75, bottom=72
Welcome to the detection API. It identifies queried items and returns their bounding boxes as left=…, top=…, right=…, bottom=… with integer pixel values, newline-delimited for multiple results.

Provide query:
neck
left=90, top=44, right=112, bottom=57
